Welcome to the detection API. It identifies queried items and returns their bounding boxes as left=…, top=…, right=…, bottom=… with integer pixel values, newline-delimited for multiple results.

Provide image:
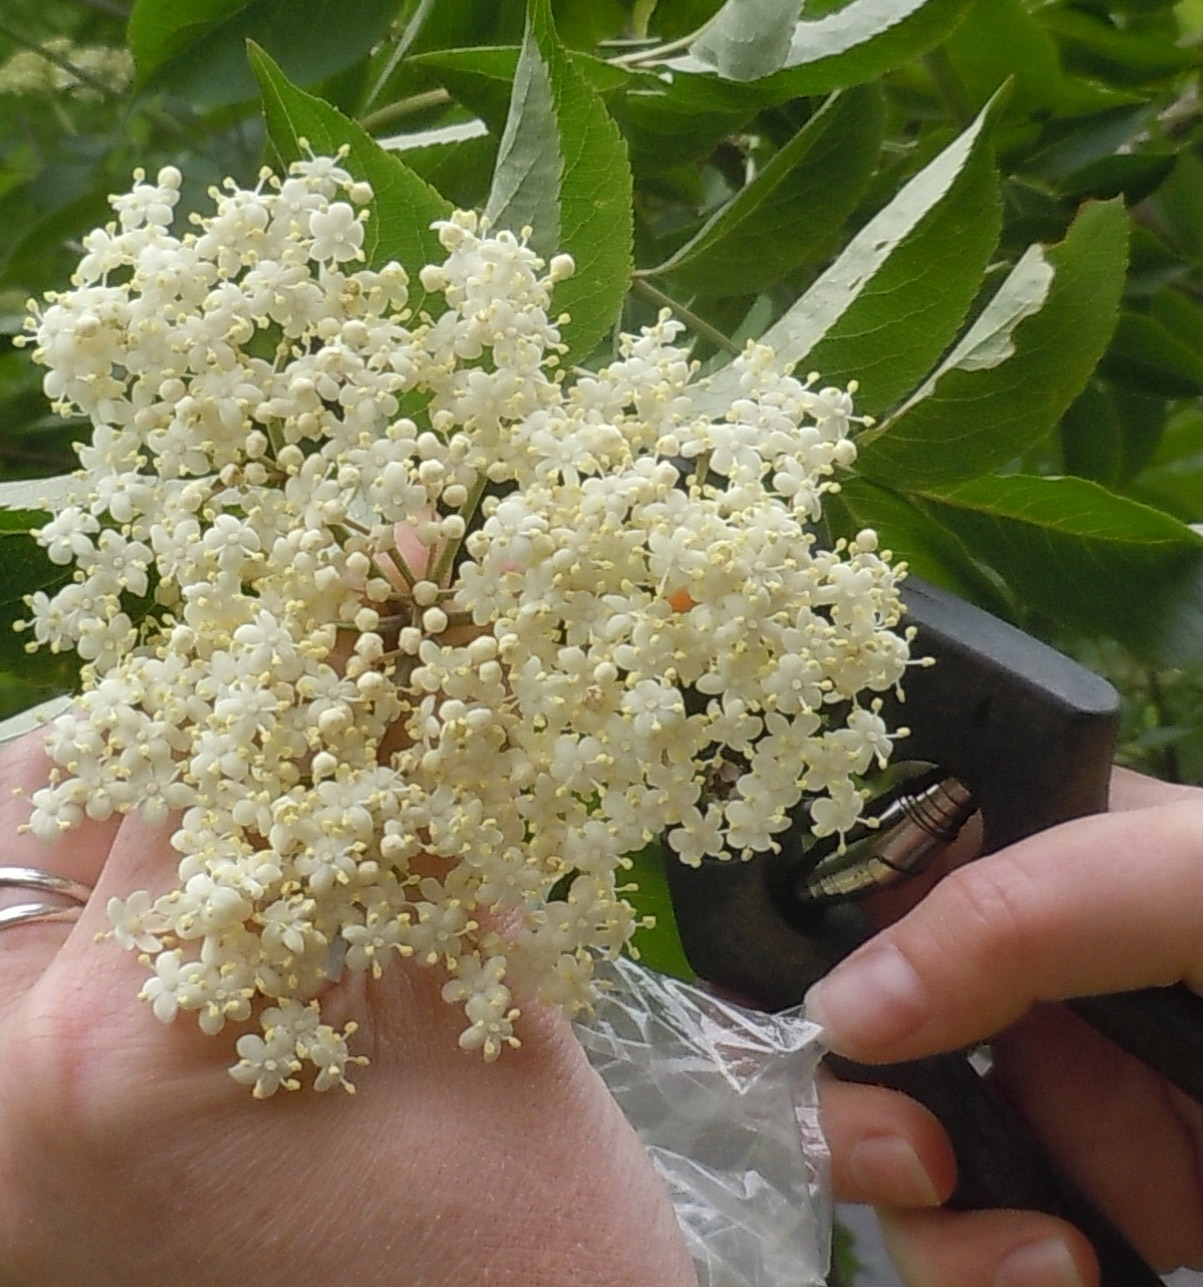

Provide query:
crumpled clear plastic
left=574, top=955, right=830, bottom=1286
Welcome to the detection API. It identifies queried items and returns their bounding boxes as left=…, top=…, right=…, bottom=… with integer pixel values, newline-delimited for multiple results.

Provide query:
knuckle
left=925, top=858, right=1047, bottom=978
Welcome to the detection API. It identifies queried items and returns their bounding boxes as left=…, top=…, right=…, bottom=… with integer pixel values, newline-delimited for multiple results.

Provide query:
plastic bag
left=575, top=956, right=831, bottom=1286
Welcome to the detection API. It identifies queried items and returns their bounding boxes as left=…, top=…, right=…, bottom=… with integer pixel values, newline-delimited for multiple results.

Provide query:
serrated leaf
left=689, top=0, right=800, bottom=80
left=916, top=474, right=1203, bottom=665
left=0, top=474, right=78, bottom=513
left=484, top=0, right=633, bottom=362
left=128, top=0, right=250, bottom=80
left=409, top=46, right=632, bottom=139
left=674, top=0, right=976, bottom=92
left=409, top=48, right=526, bottom=134
left=696, top=94, right=1002, bottom=417
left=646, top=84, right=884, bottom=296
left=378, top=124, right=498, bottom=212
left=487, top=30, right=561, bottom=243
left=250, top=44, right=452, bottom=312
left=131, top=0, right=399, bottom=110
left=857, top=200, right=1129, bottom=487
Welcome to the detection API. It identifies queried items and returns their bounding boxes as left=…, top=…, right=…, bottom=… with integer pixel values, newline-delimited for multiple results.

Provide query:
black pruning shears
left=666, top=576, right=1203, bottom=1287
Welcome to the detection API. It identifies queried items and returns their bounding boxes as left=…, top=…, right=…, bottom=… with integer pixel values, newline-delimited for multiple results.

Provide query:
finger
left=0, top=729, right=120, bottom=1008
left=1109, top=766, right=1202, bottom=812
left=805, top=797, right=1203, bottom=1062
left=993, top=1003, right=1203, bottom=1271
left=11, top=809, right=244, bottom=1125
left=820, top=1075, right=955, bottom=1207
left=878, top=1206, right=1098, bottom=1287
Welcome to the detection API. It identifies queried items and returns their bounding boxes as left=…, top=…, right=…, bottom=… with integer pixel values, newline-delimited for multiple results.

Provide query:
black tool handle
left=1072, top=984, right=1203, bottom=1105
left=827, top=1052, right=1162, bottom=1287
left=665, top=856, right=1164, bottom=1283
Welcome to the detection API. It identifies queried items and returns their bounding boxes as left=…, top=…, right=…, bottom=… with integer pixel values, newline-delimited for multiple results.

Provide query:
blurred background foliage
left=1, top=0, right=1202, bottom=787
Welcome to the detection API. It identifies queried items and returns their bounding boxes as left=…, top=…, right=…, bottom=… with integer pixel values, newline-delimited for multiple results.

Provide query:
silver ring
left=0, top=902, right=83, bottom=930
left=0, top=866, right=91, bottom=905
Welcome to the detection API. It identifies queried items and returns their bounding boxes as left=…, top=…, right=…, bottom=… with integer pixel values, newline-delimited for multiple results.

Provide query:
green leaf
left=942, top=0, right=1061, bottom=118
left=626, top=842, right=694, bottom=981
left=409, top=48, right=528, bottom=135
left=857, top=200, right=1128, bottom=487
left=485, top=0, right=633, bottom=362
left=131, top=0, right=400, bottom=110
left=915, top=474, right=1203, bottom=666
left=0, top=475, right=78, bottom=513
left=410, top=47, right=632, bottom=137
left=1131, top=404, right=1203, bottom=522
left=1026, top=105, right=1152, bottom=189
left=250, top=44, right=452, bottom=309
left=1150, top=152, right=1203, bottom=264
left=1042, top=6, right=1200, bottom=85
left=128, top=0, right=250, bottom=79
left=646, top=84, right=884, bottom=296
left=697, top=93, right=1002, bottom=417
left=689, top=0, right=800, bottom=80
left=828, top=474, right=1013, bottom=613
left=378, top=123, right=498, bottom=213
left=0, top=527, right=77, bottom=683
left=621, top=67, right=761, bottom=171
left=676, top=0, right=976, bottom=92
left=1058, top=381, right=1124, bottom=487
left=1058, top=151, right=1176, bottom=205
left=1102, top=310, right=1203, bottom=398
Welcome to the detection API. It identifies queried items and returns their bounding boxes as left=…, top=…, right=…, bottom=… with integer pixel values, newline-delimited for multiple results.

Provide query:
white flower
left=308, top=202, right=366, bottom=263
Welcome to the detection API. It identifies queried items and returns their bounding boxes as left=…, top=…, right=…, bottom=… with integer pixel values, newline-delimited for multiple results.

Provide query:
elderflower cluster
left=17, top=154, right=910, bottom=1096
left=0, top=37, right=134, bottom=99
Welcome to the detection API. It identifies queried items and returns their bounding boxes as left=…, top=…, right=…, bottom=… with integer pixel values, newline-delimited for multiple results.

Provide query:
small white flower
left=308, top=202, right=366, bottom=263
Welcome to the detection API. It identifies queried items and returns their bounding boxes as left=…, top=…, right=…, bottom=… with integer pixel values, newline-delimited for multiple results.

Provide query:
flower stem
left=630, top=278, right=741, bottom=357
left=360, top=89, right=452, bottom=136
left=428, top=470, right=489, bottom=589
left=609, top=31, right=700, bottom=67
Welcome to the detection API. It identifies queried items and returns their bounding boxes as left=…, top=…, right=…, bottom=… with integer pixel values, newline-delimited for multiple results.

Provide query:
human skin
left=814, top=768, right=1203, bottom=1287
left=0, top=731, right=697, bottom=1287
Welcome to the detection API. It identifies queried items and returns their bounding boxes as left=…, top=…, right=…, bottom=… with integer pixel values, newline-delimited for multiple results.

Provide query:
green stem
left=360, top=88, right=451, bottom=135
left=630, top=277, right=742, bottom=357
left=428, top=470, right=489, bottom=589
left=362, top=0, right=438, bottom=113
left=631, top=0, right=659, bottom=41
left=610, top=31, right=699, bottom=67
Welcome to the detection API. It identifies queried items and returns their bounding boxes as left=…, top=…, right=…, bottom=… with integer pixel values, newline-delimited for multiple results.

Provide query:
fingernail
left=995, top=1238, right=1085, bottom=1287
left=804, top=943, right=928, bottom=1056
left=848, top=1136, right=942, bottom=1206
